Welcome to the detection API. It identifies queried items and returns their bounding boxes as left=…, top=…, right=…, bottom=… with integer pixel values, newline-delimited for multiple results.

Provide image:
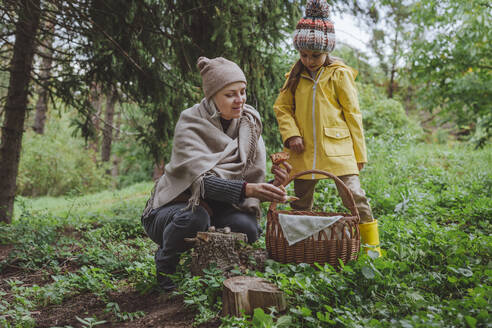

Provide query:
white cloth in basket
left=278, top=213, right=344, bottom=246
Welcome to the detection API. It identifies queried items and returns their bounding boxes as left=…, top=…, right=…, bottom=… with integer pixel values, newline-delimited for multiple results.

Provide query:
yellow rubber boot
left=359, top=220, right=382, bottom=258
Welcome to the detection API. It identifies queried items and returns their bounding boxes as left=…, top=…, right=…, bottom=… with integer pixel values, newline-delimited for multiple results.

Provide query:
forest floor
left=1, top=144, right=491, bottom=327
left=0, top=243, right=220, bottom=328
left=1, top=183, right=224, bottom=327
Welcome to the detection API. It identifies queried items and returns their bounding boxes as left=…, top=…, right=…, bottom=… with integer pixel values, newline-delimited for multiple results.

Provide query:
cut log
left=189, top=230, right=247, bottom=276
left=222, top=276, right=286, bottom=317
left=188, top=227, right=268, bottom=276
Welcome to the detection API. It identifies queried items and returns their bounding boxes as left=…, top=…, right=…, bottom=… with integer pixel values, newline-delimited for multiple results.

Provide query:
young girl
left=273, top=0, right=381, bottom=256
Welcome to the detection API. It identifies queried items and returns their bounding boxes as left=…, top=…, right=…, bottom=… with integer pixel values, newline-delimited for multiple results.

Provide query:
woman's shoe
left=157, top=272, right=177, bottom=292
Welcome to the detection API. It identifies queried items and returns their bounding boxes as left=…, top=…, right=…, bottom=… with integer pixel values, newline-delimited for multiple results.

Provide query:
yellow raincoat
left=273, top=62, right=367, bottom=179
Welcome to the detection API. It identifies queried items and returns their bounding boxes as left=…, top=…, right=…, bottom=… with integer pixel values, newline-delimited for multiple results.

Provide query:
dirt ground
left=0, top=244, right=220, bottom=328
left=34, top=290, right=220, bottom=328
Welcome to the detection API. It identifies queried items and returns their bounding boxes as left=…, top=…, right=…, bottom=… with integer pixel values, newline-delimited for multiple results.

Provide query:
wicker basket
left=266, top=169, right=360, bottom=267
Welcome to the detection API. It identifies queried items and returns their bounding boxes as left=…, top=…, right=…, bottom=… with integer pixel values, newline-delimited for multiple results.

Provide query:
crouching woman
left=141, top=57, right=288, bottom=291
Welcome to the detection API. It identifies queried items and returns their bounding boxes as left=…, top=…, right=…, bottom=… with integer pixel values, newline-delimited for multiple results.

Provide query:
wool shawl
left=150, top=98, right=266, bottom=218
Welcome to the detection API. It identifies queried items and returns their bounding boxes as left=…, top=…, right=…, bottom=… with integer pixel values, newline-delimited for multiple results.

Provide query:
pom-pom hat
left=293, top=0, right=336, bottom=53
left=197, top=57, right=247, bottom=100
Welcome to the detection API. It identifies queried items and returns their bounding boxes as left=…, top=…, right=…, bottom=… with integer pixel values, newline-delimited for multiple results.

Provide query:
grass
left=13, top=181, right=153, bottom=218
left=1, top=140, right=491, bottom=327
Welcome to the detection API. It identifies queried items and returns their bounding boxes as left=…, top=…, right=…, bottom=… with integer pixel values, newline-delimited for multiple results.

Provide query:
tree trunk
left=387, top=29, right=400, bottom=99
left=88, top=83, right=102, bottom=162
left=388, top=68, right=396, bottom=99
left=32, top=19, right=54, bottom=134
left=101, top=88, right=117, bottom=162
left=111, top=109, right=121, bottom=182
left=0, top=0, right=41, bottom=223
left=222, top=276, right=286, bottom=317
left=152, top=159, right=165, bottom=181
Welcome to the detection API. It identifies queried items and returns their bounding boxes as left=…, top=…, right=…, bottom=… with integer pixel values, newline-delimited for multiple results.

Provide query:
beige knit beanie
left=197, top=56, right=247, bottom=99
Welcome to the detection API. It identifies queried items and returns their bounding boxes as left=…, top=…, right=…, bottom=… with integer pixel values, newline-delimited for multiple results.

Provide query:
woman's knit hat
left=197, top=56, right=247, bottom=99
left=293, top=0, right=336, bottom=53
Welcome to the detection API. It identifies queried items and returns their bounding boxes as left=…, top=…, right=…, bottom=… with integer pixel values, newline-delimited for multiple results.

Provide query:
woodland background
left=0, top=1, right=490, bottom=327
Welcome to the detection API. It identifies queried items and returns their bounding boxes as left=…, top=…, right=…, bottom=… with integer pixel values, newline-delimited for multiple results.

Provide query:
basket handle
left=269, top=169, right=360, bottom=221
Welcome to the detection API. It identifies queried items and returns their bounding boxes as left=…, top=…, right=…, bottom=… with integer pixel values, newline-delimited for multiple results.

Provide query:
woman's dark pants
left=142, top=202, right=258, bottom=274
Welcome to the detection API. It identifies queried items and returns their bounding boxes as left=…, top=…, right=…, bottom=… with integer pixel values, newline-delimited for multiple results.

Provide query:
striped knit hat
left=293, top=0, right=335, bottom=53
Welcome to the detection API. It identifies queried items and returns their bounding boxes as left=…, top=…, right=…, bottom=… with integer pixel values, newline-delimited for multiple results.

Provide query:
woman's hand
left=271, top=161, right=292, bottom=187
left=287, top=136, right=304, bottom=153
left=357, top=163, right=365, bottom=171
left=245, top=183, right=287, bottom=203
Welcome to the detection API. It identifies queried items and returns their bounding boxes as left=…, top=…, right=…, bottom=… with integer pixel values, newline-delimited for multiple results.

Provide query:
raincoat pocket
left=323, top=127, right=353, bottom=156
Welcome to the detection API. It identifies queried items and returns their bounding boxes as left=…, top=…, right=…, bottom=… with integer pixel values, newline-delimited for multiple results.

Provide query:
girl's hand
left=271, top=161, right=292, bottom=187
left=288, top=136, right=305, bottom=153
left=357, top=163, right=365, bottom=171
left=245, top=183, right=287, bottom=203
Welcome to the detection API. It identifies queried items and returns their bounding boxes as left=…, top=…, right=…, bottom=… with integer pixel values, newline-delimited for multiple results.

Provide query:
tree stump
left=222, top=276, right=286, bottom=316
left=186, top=227, right=268, bottom=276
left=187, top=228, right=247, bottom=276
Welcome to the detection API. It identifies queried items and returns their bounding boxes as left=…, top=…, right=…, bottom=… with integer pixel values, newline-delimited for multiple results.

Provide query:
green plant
left=125, top=257, right=157, bottom=294
left=251, top=308, right=292, bottom=328
left=358, top=83, right=423, bottom=141
left=175, top=264, right=226, bottom=326
left=1, top=140, right=490, bottom=328
left=220, top=314, right=251, bottom=327
left=17, top=115, right=112, bottom=197
left=408, top=0, right=492, bottom=146
left=112, top=124, right=155, bottom=188
left=75, top=316, right=106, bottom=328
left=104, top=302, right=145, bottom=322
left=0, top=286, right=36, bottom=328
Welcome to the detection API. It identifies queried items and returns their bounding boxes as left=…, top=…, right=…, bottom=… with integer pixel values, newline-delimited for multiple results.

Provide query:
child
left=273, top=0, right=381, bottom=256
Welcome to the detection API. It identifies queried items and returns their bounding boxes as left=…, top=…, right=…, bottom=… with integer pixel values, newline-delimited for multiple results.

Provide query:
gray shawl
left=150, top=98, right=266, bottom=217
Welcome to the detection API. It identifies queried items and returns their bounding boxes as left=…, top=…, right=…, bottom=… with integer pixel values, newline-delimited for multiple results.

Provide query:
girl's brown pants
left=291, top=174, right=374, bottom=223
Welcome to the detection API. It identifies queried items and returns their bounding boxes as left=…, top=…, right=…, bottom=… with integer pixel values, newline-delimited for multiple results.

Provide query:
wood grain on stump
left=188, top=230, right=247, bottom=276
left=222, top=276, right=286, bottom=317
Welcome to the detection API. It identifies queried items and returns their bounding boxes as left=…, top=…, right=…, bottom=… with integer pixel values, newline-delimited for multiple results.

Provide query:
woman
left=141, top=56, right=289, bottom=292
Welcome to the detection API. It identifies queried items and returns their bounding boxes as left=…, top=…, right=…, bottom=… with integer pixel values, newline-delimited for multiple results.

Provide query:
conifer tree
left=0, top=0, right=304, bottom=222
left=0, top=0, right=41, bottom=223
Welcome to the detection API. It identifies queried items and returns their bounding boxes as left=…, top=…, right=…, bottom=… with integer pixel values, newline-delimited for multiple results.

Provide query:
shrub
left=17, top=116, right=112, bottom=197
left=358, top=83, right=423, bottom=140
left=112, top=136, right=154, bottom=188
